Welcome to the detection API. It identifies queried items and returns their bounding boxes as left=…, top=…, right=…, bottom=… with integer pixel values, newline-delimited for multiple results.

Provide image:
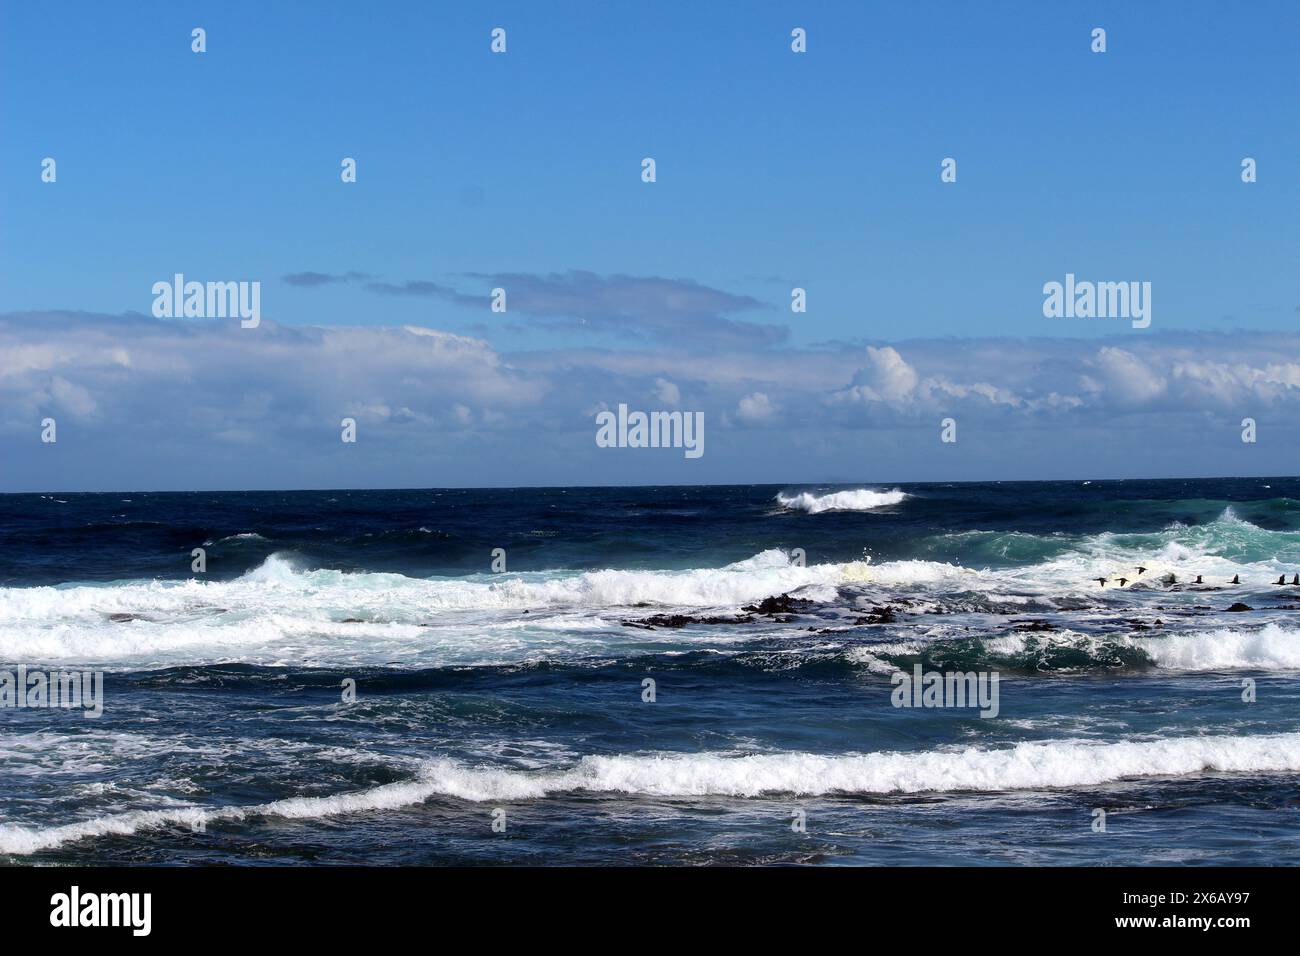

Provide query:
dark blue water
left=2, top=479, right=1299, bottom=864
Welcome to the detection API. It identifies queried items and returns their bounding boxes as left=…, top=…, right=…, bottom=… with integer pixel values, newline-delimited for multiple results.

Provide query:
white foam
left=426, top=732, right=1300, bottom=799
left=853, top=626, right=1300, bottom=673
left=776, top=488, right=908, bottom=514
left=4, top=732, right=1296, bottom=854
left=989, top=626, right=1300, bottom=672
left=3, top=513, right=1298, bottom=669
left=862, top=559, right=972, bottom=587
left=1135, top=624, right=1300, bottom=671
left=0, top=550, right=849, bottom=667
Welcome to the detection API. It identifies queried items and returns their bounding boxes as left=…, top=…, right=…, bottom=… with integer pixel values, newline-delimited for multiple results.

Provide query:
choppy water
left=2, top=479, right=1299, bottom=864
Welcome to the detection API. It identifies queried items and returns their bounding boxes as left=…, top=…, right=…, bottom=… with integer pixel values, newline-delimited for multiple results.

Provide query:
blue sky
left=1, top=1, right=1298, bottom=490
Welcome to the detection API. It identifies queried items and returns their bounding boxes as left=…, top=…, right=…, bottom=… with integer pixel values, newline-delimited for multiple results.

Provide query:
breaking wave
left=851, top=624, right=1300, bottom=674
left=5, top=732, right=1298, bottom=855
left=0, top=550, right=847, bottom=665
left=776, top=488, right=908, bottom=514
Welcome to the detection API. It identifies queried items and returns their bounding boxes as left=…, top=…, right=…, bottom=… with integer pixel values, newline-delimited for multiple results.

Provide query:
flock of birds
left=1094, top=567, right=1299, bottom=588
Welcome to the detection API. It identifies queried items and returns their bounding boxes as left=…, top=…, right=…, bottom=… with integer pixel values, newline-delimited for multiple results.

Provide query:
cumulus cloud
left=1171, top=359, right=1300, bottom=406
left=829, top=345, right=1019, bottom=415
left=0, top=312, right=542, bottom=445
left=1087, top=347, right=1167, bottom=404
left=736, top=392, right=777, bottom=423
left=653, top=378, right=681, bottom=406
left=836, top=346, right=920, bottom=405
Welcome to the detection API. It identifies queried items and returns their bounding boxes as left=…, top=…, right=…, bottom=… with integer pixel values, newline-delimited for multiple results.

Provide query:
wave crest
left=776, top=488, right=908, bottom=514
left=5, top=732, right=1298, bottom=855
left=851, top=624, right=1300, bottom=673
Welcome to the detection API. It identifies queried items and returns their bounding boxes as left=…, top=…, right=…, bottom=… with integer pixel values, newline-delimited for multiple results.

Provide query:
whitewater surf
left=2, top=478, right=1299, bottom=865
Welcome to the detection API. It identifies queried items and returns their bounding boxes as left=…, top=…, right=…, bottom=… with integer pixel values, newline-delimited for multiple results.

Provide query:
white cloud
left=49, top=376, right=99, bottom=419
left=736, top=391, right=776, bottom=422
left=830, top=346, right=1019, bottom=414
left=0, top=314, right=542, bottom=438
left=1170, top=359, right=1300, bottom=406
left=1090, top=347, right=1167, bottom=404
left=653, top=378, right=680, bottom=406
left=7, top=311, right=1300, bottom=487
left=842, top=346, right=919, bottom=404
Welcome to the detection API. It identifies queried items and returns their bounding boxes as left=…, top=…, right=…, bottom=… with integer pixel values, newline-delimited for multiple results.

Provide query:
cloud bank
left=2, top=309, right=1297, bottom=490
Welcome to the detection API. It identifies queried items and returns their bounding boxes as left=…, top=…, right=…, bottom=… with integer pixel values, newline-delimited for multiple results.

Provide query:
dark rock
left=855, top=605, right=898, bottom=624
left=1012, top=620, right=1056, bottom=632
left=1226, top=602, right=1253, bottom=612
left=742, top=593, right=813, bottom=615
left=622, top=613, right=752, bottom=630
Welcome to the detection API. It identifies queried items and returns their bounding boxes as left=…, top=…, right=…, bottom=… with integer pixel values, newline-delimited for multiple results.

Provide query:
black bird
left=1277, top=575, right=1287, bottom=586
left=1293, top=574, right=1299, bottom=586
left=1095, top=577, right=1108, bottom=587
left=1135, top=566, right=1147, bottom=575
left=1194, top=575, right=1203, bottom=584
left=1117, top=577, right=1128, bottom=587
left=1231, top=574, right=1240, bottom=584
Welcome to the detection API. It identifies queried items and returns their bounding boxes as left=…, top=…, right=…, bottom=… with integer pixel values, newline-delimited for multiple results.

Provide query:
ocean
left=1, top=478, right=1298, bottom=865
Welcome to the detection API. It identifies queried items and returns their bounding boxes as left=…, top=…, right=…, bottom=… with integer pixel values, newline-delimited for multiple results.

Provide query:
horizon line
left=2, top=473, right=1295, bottom=496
